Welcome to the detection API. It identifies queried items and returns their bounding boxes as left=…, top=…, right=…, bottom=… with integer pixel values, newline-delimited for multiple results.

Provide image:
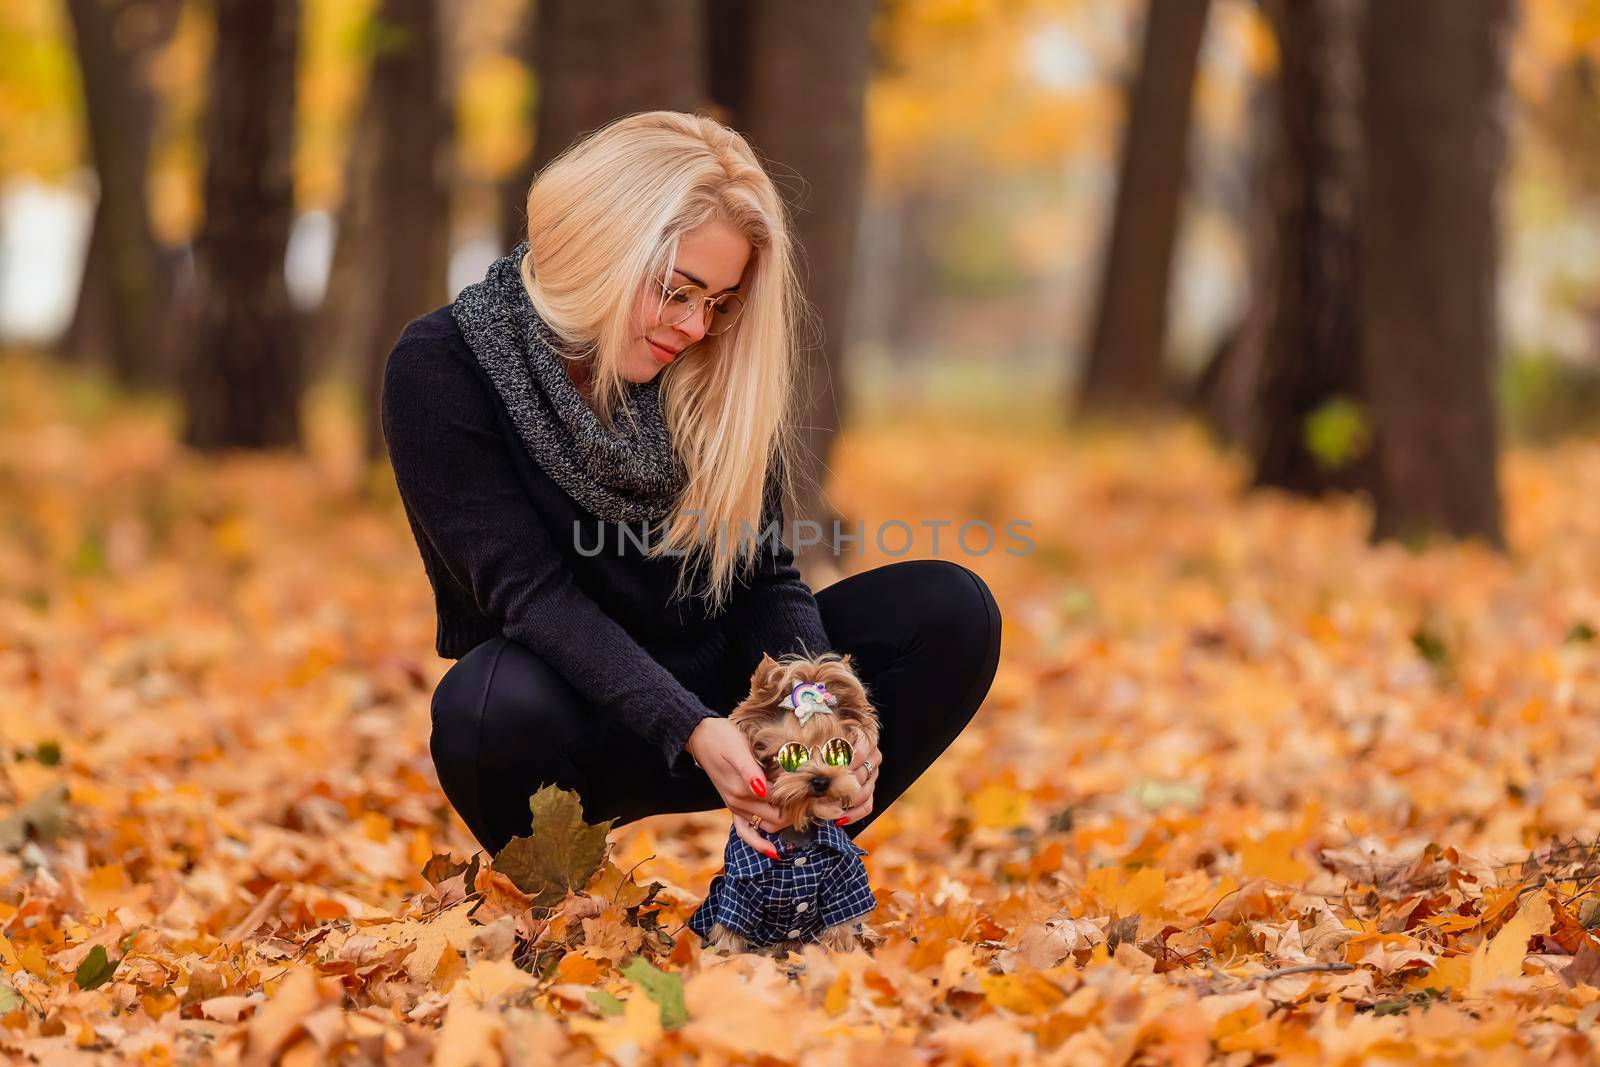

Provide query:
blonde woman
left=381, top=111, right=1001, bottom=862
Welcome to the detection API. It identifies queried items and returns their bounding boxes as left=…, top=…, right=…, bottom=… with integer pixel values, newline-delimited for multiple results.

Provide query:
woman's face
left=623, top=218, right=751, bottom=383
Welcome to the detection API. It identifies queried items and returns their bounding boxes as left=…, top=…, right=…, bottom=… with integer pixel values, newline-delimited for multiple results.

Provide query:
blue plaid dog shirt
left=687, top=820, right=876, bottom=948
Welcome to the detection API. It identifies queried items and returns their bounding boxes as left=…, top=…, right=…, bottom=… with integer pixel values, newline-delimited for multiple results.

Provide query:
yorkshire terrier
left=690, top=651, right=882, bottom=955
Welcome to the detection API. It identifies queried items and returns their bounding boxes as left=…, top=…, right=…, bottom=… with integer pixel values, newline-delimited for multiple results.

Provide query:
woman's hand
left=829, top=737, right=882, bottom=827
left=685, top=716, right=789, bottom=859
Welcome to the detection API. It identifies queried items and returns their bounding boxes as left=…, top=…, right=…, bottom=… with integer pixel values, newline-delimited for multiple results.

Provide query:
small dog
left=689, top=651, right=881, bottom=955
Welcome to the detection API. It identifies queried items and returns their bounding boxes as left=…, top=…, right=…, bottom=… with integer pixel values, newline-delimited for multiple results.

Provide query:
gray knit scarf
left=450, top=242, right=688, bottom=525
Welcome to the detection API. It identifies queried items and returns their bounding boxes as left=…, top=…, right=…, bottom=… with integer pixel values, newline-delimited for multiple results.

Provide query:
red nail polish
left=765, top=849, right=780, bottom=860
left=750, top=777, right=767, bottom=798
left=835, top=817, right=848, bottom=826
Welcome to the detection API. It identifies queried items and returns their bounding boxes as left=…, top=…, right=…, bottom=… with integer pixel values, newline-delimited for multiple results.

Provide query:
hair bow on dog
left=779, top=681, right=838, bottom=725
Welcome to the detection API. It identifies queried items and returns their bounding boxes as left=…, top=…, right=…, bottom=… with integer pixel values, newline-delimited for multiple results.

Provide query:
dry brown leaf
left=1467, top=889, right=1555, bottom=998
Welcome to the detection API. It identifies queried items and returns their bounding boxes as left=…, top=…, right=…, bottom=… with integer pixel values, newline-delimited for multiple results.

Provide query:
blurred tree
left=1199, top=0, right=1369, bottom=496
left=0, top=2, right=84, bottom=181
left=181, top=0, right=303, bottom=450
left=495, top=0, right=537, bottom=252
left=61, top=0, right=183, bottom=386
left=1520, top=31, right=1600, bottom=370
left=1514, top=0, right=1600, bottom=197
left=709, top=0, right=878, bottom=562
left=1360, top=0, right=1510, bottom=547
left=513, top=0, right=704, bottom=248
left=297, top=0, right=383, bottom=216
left=1079, top=0, right=1211, bottom=413
left=861, top=0, right=1107, bottom=376
left=880, top=184, right=944, bottom=366
left=317, top=0, right=453, bottom=464
left=314, top=19, right=384, bottom=390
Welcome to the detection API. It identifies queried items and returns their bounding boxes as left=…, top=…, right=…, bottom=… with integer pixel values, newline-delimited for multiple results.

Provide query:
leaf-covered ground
left=4, top=351, right=1600, bottom=1065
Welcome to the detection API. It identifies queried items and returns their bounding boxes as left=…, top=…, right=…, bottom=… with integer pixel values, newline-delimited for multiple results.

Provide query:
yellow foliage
left=457, top=53, right=534, bottom=184
left=1237, top=830, right=1312, bottom=885
left=1467, top=890, right=1555, bottom=998
left=3, top=350, right=1600, bottom=1060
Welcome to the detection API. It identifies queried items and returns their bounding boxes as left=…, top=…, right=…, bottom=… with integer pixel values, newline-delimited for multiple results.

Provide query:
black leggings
left=428, top=558, right=1003, bottom=855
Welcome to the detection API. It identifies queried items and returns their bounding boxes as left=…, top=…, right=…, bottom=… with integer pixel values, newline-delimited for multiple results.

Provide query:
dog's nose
left=809, top=777, right=831, bottom=795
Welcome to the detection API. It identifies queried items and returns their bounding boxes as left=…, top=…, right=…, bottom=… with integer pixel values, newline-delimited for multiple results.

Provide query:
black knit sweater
left=380, top=306, right=832, bottom=780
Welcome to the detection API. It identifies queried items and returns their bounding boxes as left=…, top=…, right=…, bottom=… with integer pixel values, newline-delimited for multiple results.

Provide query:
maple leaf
left=421, top=851, right=479, bottom=889
left=73, top=945, right=118, bottom=991
left=567, top=988, right=664, bottom=1059
left=1467, top=889, right=1554, bottom=997
left=434, top=999, right=505, bottom=1067
left=979, top=969, right=1073, bottom=1013
left=1016, top=916, right=1105, bottom=968
left=490, top=785, right=614, bottom=908
left=455, top=958, right=536, bottom=1006
left=588, top=859, right=654, bottom=909
left=244, top=969, right=341, bottom=1065
left=1560, top=942, right=1600, bottom=988
left=621, top=956, right=688, bottom=1030
left=472, top=867, right=536, bottom=925
left=681, top=960, right=801, bottom=1060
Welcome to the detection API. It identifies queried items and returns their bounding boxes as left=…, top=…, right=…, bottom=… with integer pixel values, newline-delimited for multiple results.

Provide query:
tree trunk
left=181, top=0, right=303, bottom=451
left=849, top=182, right=942, bottom=367
left=519, top=0, right=703, bottom=246
left=1191, top=71, right=1273, bottom=447
left=705, top=0, right=751, bottom=124
left=312, top=58, right=384, bottom=387
left=60, top=199, right=113, bottom=366
left=1359, top=0, right=1509, bottom=547
left=497, top=0, right=539, bottom=253
left=60, top=0, right=182, bottom=386
left=1078, top=0, right=1211, bottom=413
left=360, top=0, right=454, bottom=464
left=882, top=184, right=945, bottom=366
left=1250, top=0, right=1366, bottom=494
left=1214, top=0, right=1369, bottom=495
left=716, top=0, right=877, bottom=564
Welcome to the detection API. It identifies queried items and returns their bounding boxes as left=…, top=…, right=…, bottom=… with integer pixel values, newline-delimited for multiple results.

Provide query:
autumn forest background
left=6, top=0, right=1600, bottom=1062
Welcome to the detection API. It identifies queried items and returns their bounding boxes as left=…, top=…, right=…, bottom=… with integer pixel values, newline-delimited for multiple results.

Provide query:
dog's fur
left=700, top=651, right=881, bottom=955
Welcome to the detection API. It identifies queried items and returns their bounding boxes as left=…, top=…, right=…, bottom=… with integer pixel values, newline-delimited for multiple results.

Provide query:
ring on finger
left=749, top=813, right=762, bottom=830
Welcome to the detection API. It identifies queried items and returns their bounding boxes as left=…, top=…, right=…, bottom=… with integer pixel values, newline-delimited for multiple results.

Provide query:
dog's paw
left=704, top=923, right=753, bottom=955
left=818, top=920, right=869, bottom=953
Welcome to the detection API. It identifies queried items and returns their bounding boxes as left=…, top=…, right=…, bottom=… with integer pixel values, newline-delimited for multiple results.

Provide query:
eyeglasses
left=655, top=277, right=746, bottom=336
left=775, top=736, right=854, bottom=773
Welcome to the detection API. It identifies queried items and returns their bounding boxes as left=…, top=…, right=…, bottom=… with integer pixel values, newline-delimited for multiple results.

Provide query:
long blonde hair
left=514, top=110, right=819, bottom=613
